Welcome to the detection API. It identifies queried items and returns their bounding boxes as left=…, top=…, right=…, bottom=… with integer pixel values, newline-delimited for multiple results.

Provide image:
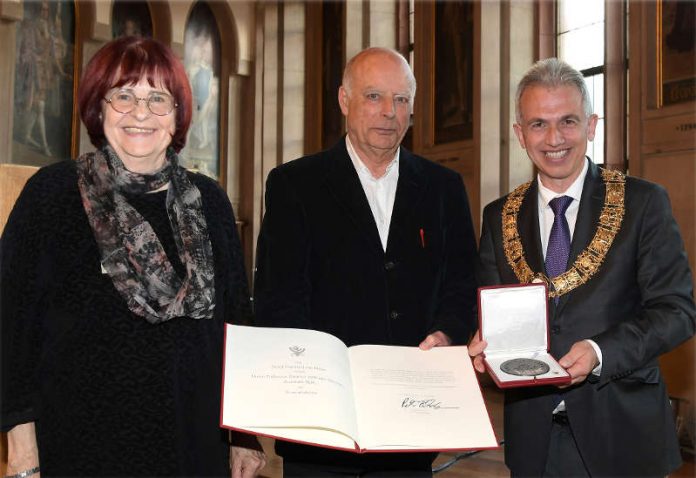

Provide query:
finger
left=558, top=349, right=579, bottom=369
left=241, top=463, right=255, bottom=478
left=469, top=330, right=481, bottom=346
left=473, top=355, right=486, bottom=373
left=557, top=371, right=585, bottom=388
left=563, top=357, right=593, bottom=385
left=468, top=339, right=487, bottom=357
left=242, top=455, right=266, bottom=478
left=418, top=335, right=437, bottom=350
left=231, top=459, right=242, bottom=478
left=433, top=331, right=452, bottom=348
left=562, top=348, right=594, bottom=374
left=231, top=448, right=249, bottom=478
left=420, top=332, right=450, bottom=350
left=559, top=341, right=597, bottom=369
left=249, top=454, right=266, bottom=473
left=255, top=459, right=268, bottom=476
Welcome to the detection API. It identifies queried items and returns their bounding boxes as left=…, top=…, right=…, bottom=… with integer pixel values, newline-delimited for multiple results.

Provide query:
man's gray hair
left=342, top=47, right=417, bottom=99
left=515, top=57, right=593, bottom=124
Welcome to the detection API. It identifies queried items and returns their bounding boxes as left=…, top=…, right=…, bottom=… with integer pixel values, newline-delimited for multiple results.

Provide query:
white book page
left=348, top=345, right=498, bottom=451
left=222, top=325, right=359, bottom=447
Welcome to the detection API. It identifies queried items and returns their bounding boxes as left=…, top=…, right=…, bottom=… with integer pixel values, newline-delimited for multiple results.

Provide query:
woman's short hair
left=78, top=36, right=193, bottom=152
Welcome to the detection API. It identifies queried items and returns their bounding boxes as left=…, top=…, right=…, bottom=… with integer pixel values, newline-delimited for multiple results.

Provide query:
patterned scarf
left=76, top=146, right=215, bottom=324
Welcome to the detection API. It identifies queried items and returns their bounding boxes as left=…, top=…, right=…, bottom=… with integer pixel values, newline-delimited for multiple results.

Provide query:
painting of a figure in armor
left=13, top=1, right=75, bottom=165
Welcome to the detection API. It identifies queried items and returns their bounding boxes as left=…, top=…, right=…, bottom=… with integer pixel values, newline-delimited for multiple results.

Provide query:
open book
left=220, top=324, right=498, bottom=453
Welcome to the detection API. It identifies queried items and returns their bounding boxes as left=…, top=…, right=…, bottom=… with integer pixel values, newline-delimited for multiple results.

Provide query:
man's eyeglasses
left=104, top=89, right=177, bottom=116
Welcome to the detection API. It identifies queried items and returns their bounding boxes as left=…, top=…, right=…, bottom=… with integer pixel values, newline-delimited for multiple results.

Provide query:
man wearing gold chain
left=469, top=58, right=695, bottom=477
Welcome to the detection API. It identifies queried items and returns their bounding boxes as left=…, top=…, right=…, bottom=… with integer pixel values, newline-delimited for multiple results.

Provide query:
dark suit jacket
left=254, top=138, right=478, bottom=470
left=478, top=160, right=696, bottom=477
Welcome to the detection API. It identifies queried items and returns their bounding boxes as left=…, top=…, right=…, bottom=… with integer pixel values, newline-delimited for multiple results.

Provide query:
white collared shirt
left=345, top=136, right=399, bottom=251
left=537, top=158, right=588, bottom=258
left=536, top=159, right=602, bottom=402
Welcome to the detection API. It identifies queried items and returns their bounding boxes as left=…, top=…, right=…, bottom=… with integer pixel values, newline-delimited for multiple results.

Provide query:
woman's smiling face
left=102, top=77, right=176, bottom=174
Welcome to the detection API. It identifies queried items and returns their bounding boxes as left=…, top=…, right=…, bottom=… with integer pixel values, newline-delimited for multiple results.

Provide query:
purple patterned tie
left=545, top=196, right=573, bottom=286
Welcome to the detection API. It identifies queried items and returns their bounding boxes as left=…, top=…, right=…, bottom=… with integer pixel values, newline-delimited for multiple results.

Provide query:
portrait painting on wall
left=433, top=0, right=474, bottom=144
left=112, top=0, right=153, bottom=38
left=12, top=0, right=75, bottom=166
left=660, top=0, right=696, bottom=106
left=181, top=2, right=221, bottom=180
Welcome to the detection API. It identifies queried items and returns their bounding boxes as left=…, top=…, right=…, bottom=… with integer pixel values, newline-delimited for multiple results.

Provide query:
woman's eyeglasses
left=104, top=89, right=177, bottom=116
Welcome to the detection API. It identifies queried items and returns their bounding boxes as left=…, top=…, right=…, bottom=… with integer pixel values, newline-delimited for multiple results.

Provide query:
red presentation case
left=478, top=283, right=571, bottom=388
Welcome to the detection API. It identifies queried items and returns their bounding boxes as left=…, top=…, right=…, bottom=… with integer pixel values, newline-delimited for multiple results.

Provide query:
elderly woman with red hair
left=1, top=37, right=265, bottom=477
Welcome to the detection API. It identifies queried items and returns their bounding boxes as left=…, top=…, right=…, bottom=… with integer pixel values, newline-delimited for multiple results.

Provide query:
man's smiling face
left=514, top=84, right=598, bottom=193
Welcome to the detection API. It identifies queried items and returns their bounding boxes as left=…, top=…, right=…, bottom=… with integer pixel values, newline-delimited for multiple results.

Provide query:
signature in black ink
left=401, top=397, right=442, bottom=409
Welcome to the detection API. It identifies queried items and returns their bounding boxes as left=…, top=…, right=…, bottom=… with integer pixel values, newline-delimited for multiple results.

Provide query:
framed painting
left=433, top=0, right=474, bottom=144
left=112, top=0, right=153, bottom=38
left=658, top=0, right=696, bottom=107
left=12, top=0, right=75, bottom=166
left=180, top=2, right=221, bottom=181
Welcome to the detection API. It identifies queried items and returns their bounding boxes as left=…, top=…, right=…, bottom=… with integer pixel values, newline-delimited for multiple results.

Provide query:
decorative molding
left=0, top=0, right=23, bottom=22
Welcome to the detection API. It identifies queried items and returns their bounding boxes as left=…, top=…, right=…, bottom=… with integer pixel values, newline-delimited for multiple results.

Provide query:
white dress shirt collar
left=345, top=135, right=400, bottom=179
left=537, top=158, right=589, bottom=258
left=345, top=136, right=400, bottom=251
left=537, top=158, right=589, bottom=208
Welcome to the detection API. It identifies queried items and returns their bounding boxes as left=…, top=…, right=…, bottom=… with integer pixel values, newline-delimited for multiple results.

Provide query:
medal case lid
left=479, top=283, right=548, bottom=355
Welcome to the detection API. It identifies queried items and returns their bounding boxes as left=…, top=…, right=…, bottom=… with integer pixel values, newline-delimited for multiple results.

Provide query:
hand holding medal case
left=478, top=283, right=571, bottom=388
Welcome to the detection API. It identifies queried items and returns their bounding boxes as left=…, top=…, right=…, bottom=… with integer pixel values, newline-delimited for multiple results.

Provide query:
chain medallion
left=502, top=169, right=626, bottom=298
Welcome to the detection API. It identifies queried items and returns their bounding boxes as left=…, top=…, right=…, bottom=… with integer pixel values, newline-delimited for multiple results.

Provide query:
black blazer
left=254, top=138, right=478, bottom=469
left=478, top=160, right=696, bottom=476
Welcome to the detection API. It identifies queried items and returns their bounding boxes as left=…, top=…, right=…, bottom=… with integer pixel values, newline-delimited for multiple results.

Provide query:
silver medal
left=500, top=358, right=550, bottom=376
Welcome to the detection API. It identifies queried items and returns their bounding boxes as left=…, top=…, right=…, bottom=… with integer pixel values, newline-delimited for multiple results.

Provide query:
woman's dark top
left=1, top=160, right=251, bottom=476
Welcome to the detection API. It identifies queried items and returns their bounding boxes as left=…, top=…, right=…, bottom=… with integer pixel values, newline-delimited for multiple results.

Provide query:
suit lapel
left=323, top=139, right=384, bottom=257
left=386, top=149, right=427, bottom=256
left=556, top=160, right=604, bottom=312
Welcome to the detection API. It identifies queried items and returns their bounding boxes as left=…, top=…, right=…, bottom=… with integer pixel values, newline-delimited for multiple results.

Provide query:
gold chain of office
left=502, top=168, right=626, bottom=298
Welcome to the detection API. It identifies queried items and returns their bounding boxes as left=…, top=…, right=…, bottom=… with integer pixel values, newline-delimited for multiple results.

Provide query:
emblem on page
left=500, top=358, right=550, bottom=376
left=289, top=345, right=305, bottom=357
